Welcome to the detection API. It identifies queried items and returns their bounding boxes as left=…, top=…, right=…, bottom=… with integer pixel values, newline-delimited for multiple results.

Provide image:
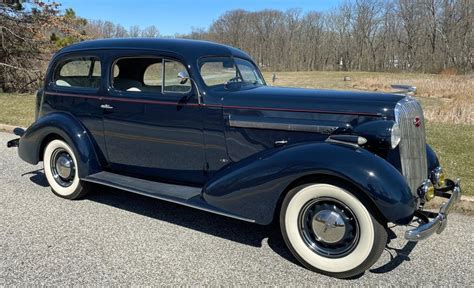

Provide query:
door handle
left=274, top=140, right=288, bottom=147
left=100, top=104, right=114, bottom=110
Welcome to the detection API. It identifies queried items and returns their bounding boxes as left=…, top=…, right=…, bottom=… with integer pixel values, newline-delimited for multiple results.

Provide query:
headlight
left=431, top=167, right=445, bottom=188
left=391, top=123, right=401, bottom=149
left=418, top=180, right=435, bottom=202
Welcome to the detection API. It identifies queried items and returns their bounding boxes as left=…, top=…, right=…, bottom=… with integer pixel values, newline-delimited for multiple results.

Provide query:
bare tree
left=129, top=25, right=140, bottom=37
left=141, top=25, right=159, bottom=38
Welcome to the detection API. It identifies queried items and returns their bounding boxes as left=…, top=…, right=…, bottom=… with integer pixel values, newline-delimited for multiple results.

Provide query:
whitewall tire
left=43, top=139, right=90, bottom=199
left=280, top=183, right=387, bottom=278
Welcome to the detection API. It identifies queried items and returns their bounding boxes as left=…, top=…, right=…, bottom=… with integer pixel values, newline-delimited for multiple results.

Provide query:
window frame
left=50, top=55, right=102, bottom=92
left=109, top=55, right=192, bottom=97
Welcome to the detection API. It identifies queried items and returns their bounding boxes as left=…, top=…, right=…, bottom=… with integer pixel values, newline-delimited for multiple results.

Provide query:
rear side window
left=112, top=57, right=190, bottom=94
left=143, top=63, right=163, bottom=86
left=54, top=57, right=101, bottom=89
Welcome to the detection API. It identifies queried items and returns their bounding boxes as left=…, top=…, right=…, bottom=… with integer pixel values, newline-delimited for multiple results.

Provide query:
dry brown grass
left=263, top=71, right=473, bottom=125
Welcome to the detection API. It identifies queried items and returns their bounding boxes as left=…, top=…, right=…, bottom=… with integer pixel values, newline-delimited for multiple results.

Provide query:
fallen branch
left=0, top=62, right=40, bottom=72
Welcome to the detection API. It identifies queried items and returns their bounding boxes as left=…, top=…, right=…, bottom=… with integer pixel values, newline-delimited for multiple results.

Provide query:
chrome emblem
left=413, top=116, right=421, bottom=127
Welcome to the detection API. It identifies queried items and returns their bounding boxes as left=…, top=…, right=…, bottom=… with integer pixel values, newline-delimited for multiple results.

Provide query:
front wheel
left=43, top=139, right=90, bottom=199
left=280, top=183, right=387, bottom=278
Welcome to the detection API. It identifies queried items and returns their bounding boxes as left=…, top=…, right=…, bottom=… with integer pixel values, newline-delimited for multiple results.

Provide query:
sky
left=55, top=0, right=343, bottom=36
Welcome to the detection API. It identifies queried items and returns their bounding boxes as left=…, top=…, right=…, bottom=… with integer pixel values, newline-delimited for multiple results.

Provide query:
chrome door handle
left=100, top=104, right=114, bottom=110
left=274, top=140, right=288, bottom=147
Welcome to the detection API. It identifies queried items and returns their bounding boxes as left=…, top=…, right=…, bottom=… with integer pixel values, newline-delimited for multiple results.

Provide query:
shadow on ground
left=25, top=172, right=419, bottom=277
left=22, top=169, right=48, bottom=187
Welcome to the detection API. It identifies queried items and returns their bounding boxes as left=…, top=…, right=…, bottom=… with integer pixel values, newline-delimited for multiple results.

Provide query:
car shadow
left=25, top=173, right=419, bottom=277
left=84, top=184, right=301, bottom=266
left=22, top=169, right=49, bottom=187
left=369, top=227, right=418, bottom=274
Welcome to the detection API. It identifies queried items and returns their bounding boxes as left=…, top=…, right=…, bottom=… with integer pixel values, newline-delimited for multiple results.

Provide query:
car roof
left=58, top=38, right=252, bottom=61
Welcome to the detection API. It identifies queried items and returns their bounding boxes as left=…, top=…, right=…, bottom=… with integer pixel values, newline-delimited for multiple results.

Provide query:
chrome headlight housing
left=390, top=123, right=401, bottom=149
left=430, top=167, right=445, bottom=188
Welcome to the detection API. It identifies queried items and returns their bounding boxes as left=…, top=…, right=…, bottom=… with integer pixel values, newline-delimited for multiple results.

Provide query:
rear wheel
left=43, top=139, right=90, bottom=199
left=280, top=183, right=387, bottom=278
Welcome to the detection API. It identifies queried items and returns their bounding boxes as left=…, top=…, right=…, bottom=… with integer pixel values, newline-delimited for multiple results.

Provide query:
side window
left=163, top=59, right=191, bottom=93
left=143, top=63, right=163, bottom=86
left=54, top=57, right=101, bottom=89
left=235, top=58, right=260, bottom=83
left=111, top=57, right=190, bottom=95
left=200, top=58, right=237, bottom=86
left=112, top=57, right=163, bottom=93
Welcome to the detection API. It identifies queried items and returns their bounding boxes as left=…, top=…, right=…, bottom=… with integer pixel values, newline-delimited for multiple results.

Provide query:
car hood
left=220, top=86, right=406, bottom=118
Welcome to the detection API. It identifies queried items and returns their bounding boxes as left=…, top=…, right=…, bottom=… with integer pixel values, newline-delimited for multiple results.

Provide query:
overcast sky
left=55, top=0, right=342, bottom=35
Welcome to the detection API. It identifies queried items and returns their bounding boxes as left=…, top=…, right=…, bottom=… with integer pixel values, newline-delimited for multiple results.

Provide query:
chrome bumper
left=405, top=178, right=461, bottom=241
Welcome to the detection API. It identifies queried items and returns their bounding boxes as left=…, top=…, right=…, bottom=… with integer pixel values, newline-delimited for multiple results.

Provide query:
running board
left=83, top=171, right=255, bottom=223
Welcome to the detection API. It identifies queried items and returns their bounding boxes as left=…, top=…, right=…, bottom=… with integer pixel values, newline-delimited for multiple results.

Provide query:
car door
left=102, top=52, right=205, bottom=185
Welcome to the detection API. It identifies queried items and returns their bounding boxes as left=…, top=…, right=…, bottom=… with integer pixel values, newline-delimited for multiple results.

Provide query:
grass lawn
left=0, top=93, right=36, bottom=127
left=1, top=86, right=472, bottom=195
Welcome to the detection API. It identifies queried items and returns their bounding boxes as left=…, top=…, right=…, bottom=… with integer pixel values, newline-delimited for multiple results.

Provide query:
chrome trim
left=430, top=167, right=445, bottom=188
left=405, top=178, right=461, bottom=241
left=395, top=97, right=428, bottom=195
left=100, top=104, right=114, bottom=110
left=229, top=115, right=339, bottom=134
left=326, top=135, right=367, bottom=147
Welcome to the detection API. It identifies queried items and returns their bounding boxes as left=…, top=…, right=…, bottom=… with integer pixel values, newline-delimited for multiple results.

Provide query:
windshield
left=199, top=57, right=265, bottom=87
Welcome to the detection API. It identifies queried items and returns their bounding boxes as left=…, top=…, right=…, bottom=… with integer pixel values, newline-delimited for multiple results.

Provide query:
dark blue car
left=8, top=38, right=461, bottom=278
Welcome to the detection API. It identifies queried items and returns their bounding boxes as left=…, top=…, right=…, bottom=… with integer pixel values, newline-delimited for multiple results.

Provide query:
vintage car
left=7, top=38, right=461, bottom=278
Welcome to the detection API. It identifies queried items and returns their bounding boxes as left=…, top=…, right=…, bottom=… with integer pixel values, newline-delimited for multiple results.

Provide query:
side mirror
left=177, top=71, right=189, bottom=85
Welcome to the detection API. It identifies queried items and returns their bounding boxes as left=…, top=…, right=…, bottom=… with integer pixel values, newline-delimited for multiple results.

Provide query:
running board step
left=83, top=171, right=255, bottom=223
left=84, top=171, right=201, bottom=201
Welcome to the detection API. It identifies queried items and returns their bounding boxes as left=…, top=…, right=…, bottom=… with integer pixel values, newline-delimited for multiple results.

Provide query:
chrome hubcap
left=55, top=155, right=73, bottom=179
left=50, top=148, right=75, bottom=187
left=312, top=210, right=346, bottom=244
left=299, top=197, right=359, bottom=258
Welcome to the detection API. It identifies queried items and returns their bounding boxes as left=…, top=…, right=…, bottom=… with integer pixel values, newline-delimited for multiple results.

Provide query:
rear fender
left=203, top=142, right=416, bottom=225
left=18, top=112, right=102, bottom=178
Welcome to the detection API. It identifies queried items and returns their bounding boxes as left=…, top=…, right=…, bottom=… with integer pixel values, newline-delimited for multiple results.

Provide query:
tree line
left=184, top=0, right=472, bottom=74
left=0, top=1, right=160, bottom=92
left=1, top=0, right=472, bottom=93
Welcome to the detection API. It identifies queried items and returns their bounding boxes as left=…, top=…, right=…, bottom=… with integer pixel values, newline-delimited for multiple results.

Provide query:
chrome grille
left=395, top=97, right=428, bottom=195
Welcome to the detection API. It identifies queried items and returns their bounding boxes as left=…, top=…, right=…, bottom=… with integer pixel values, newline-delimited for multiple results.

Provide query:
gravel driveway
left=1, top=131, right=472, bottom=286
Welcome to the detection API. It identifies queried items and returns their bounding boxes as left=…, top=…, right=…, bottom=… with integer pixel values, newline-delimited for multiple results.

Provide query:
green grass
left=0, top=93, right=36, bottom=127
left=426, top=123, right=474, bottom=195
left=1, top=92, right=472, bottom=195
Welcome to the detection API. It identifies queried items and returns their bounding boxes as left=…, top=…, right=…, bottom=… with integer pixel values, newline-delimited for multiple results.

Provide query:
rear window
left=54, top=57, right=101, bottom=89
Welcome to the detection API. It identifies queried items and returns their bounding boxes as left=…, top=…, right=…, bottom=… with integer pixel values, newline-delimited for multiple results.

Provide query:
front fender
left=203, top=142, right=416, bottom=225
left=18, top=112, right=102, bottom=178
left=426, top=144, right=439, bottom=172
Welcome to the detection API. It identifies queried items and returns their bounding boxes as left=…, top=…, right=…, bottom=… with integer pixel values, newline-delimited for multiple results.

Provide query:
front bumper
left=405, top=178, right=461, bottom=241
